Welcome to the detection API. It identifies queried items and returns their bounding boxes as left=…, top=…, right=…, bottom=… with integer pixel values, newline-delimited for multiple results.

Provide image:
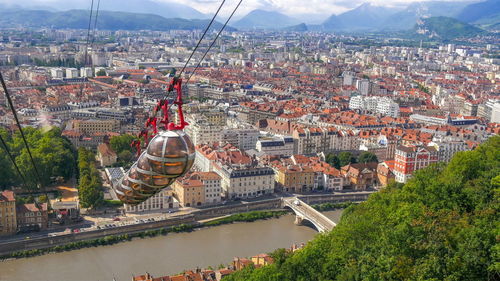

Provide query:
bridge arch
left=281, top=197, right=336, bottom=233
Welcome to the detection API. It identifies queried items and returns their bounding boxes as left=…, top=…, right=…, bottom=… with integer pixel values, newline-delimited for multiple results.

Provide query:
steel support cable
left=0, top=72, right=43, bottom=188
left=0, top=133, right=28, bottom=188
left=79, top=0, right=95, bottom=97
left=90, top=0, right=101, bottom=47
left=177, top=0, right=227, bottom=77
left=166, top=0, right=243, bottom=113
left=185, top=0, right=243, bottom=85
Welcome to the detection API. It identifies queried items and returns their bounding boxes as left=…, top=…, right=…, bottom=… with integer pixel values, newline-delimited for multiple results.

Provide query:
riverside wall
left=0, top=192, right=372, bottom=256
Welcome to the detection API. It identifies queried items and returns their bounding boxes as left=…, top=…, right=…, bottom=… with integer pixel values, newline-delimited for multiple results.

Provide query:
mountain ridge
left=0, top=9, right=231, bottom=31
left=233, top=9, right=301, bottom=30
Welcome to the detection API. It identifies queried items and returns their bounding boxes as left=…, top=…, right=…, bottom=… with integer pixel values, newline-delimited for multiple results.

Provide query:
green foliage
left=0, top=127, right=75, bottom=190
left=103, top=199, right=124, bottom=207
left=204, top=211, right=287, bottom=227
left=78, top=148, right=103, bottom=209
left=224, top=136, right=500, bottom=281
left=358, top=151, right=378, bottom=163
left=110, top=134, right=136, bottom=155
left=338, top=151, right=356, bottom=167
left=325, top=153, right=341, bottom=169
left=95, top=69, right=106, bottom=76
left=312, top=202, right=356, bottom=212
left=414, top=16, right=485, bottom=40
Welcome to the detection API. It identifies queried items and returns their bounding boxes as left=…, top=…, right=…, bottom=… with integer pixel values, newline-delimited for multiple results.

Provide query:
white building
left=199, top=172, right=223, bottom=205
left=349, top=96, right=399, bottom=118
left=124, top=189, right=179, bottom=213
left=376, top=98, right=400, bottom=118
left=50, top=68, right=63, bottom=79
left=66, top=68, right=79, bottom=79
left=80, top=67, right=93, bottom=78
left=429, top=136, right=471, bottom=163
left=221, top=128, right=259, bottom=151
left=185, top=118, right=222, bottom=146
left=256, top=136, right=294, bottom=156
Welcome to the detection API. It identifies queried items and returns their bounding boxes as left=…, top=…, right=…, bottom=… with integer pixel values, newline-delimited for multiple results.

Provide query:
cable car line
left=90, top=0, right=101, bottom=48
left=0, top=134, right=28, bottom=188
left=177, top=0, right=227, bottom=77
left=185, top=0, right=243, bottom=85
left=0, top=71, right=43, bottom=189
left=78, top=0, right=95, bottom=97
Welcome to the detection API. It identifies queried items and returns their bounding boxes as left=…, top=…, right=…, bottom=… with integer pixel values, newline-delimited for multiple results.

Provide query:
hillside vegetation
left=225, top=136, right=499, bottom=280
left=414, top=16, right=485, bottom=39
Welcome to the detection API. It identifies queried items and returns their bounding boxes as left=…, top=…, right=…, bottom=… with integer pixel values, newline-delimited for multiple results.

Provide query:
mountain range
left=0, top=9, right=229, bottom=31
left=233, top=9, right=301, bottom=30
left=1, top=0, right=498, bottom=35
left=3, top=0, right=207, bottom=19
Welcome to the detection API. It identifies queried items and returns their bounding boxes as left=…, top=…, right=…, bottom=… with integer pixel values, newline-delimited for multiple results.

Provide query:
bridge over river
left=282, top=197, right=336, bottom=232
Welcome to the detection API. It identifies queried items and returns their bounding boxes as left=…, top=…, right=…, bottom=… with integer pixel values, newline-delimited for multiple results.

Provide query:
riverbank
left=0, top=210, right=288, bottom=260
left=311, top=201, right=357, bottom=212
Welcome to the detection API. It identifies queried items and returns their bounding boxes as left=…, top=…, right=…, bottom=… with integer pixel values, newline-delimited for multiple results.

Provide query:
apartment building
left=71, top=119, right=120, bottom=135
left=124, top=189, right=179, bottom=213
left=16, top=203, right=48, bottom=231
left=0, top=190, right=17, bottom=235
left=185, top=118, right=222, bottom=146
left=173, top=176, right=205, bottom=207
left=256, top=136, right=294, bottom=156
left=393, top=145, right=439, bottom=183
left=274, top=165, right=315, bottom=193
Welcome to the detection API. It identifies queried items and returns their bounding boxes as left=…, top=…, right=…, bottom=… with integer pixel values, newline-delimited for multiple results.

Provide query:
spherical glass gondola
left=115, top=175, right=146, bottom=205
left=136, top=151, right=174, bottom=187
left=145, top=130, right=195, bottom=178
left=127, top=163, right=166, bottom=196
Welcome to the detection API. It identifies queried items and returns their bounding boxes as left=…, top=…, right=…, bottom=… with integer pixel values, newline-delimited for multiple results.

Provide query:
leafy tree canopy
left=225, top=136, right=500, bottom=281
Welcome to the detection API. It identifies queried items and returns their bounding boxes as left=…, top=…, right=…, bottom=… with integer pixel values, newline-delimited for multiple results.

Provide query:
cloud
left=153, top=0, right=472, bottom=18
left=0, top=0, right=474, bottom=18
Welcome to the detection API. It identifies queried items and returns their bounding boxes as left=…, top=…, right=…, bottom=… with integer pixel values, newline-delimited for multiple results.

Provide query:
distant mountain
left=282, top=23, right=308, bottom=32
left=3, top=0, right=207, bottom=19
left=321, top=15, right=345, bottom=31
left=233, top=9, right=300, bottom=29
left=382, top=1, right=474, bottom=30
left=413, top=16, right=485, bottom=39
left=334, top=3, right=400, bottom=31
left=457, top=0, right=500, bottom=24
left=0, top=9, right=231, bottom=31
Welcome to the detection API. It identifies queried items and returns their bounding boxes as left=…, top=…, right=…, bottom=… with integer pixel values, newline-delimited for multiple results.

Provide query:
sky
left=0, top=0, right=477, bottom=19
left=155, top=0, right=475, bottom=17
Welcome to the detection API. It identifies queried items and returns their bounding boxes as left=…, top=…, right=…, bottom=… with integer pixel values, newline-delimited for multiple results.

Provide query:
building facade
left=393, top=145, right=439, bottom=183
left=0, top=190, right=17, bottom=235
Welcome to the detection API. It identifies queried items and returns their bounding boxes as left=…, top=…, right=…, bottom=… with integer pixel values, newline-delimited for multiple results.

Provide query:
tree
left=78, top=148, right=103, bottom=209
left=110, top=134, right=136, bottom=155
left=338, top=152, right=356, bottom=167
left=225, top=136, right=500, bottom=281
left=358, top=151, right=378, bottom=163
left=96, top=69, right=106, bottom=76
left=118, top=150, right=133, bottom=163
left=325, top=153, right=341, bottom=169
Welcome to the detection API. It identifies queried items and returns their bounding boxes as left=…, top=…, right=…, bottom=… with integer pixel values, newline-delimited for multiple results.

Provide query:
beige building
left=96, top=143, right=117, bottom=167
left=173, top=175, right=206, bottom=207
left=185, top=118, right=222, bottom=146
left=274, top=165, right=315, bottom=193
left=197, top=172, right=223, bottom=205
left=0, top=190, right=17, bottom=235
left=72, top=119, right=120, bottom=135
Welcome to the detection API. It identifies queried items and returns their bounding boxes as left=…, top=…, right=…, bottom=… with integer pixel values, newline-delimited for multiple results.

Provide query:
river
left=0, top=210, right=343, bottom=281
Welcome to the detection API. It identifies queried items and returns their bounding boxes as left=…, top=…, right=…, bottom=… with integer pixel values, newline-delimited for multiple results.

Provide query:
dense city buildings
left=0, top=15, right=498, bottom=242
